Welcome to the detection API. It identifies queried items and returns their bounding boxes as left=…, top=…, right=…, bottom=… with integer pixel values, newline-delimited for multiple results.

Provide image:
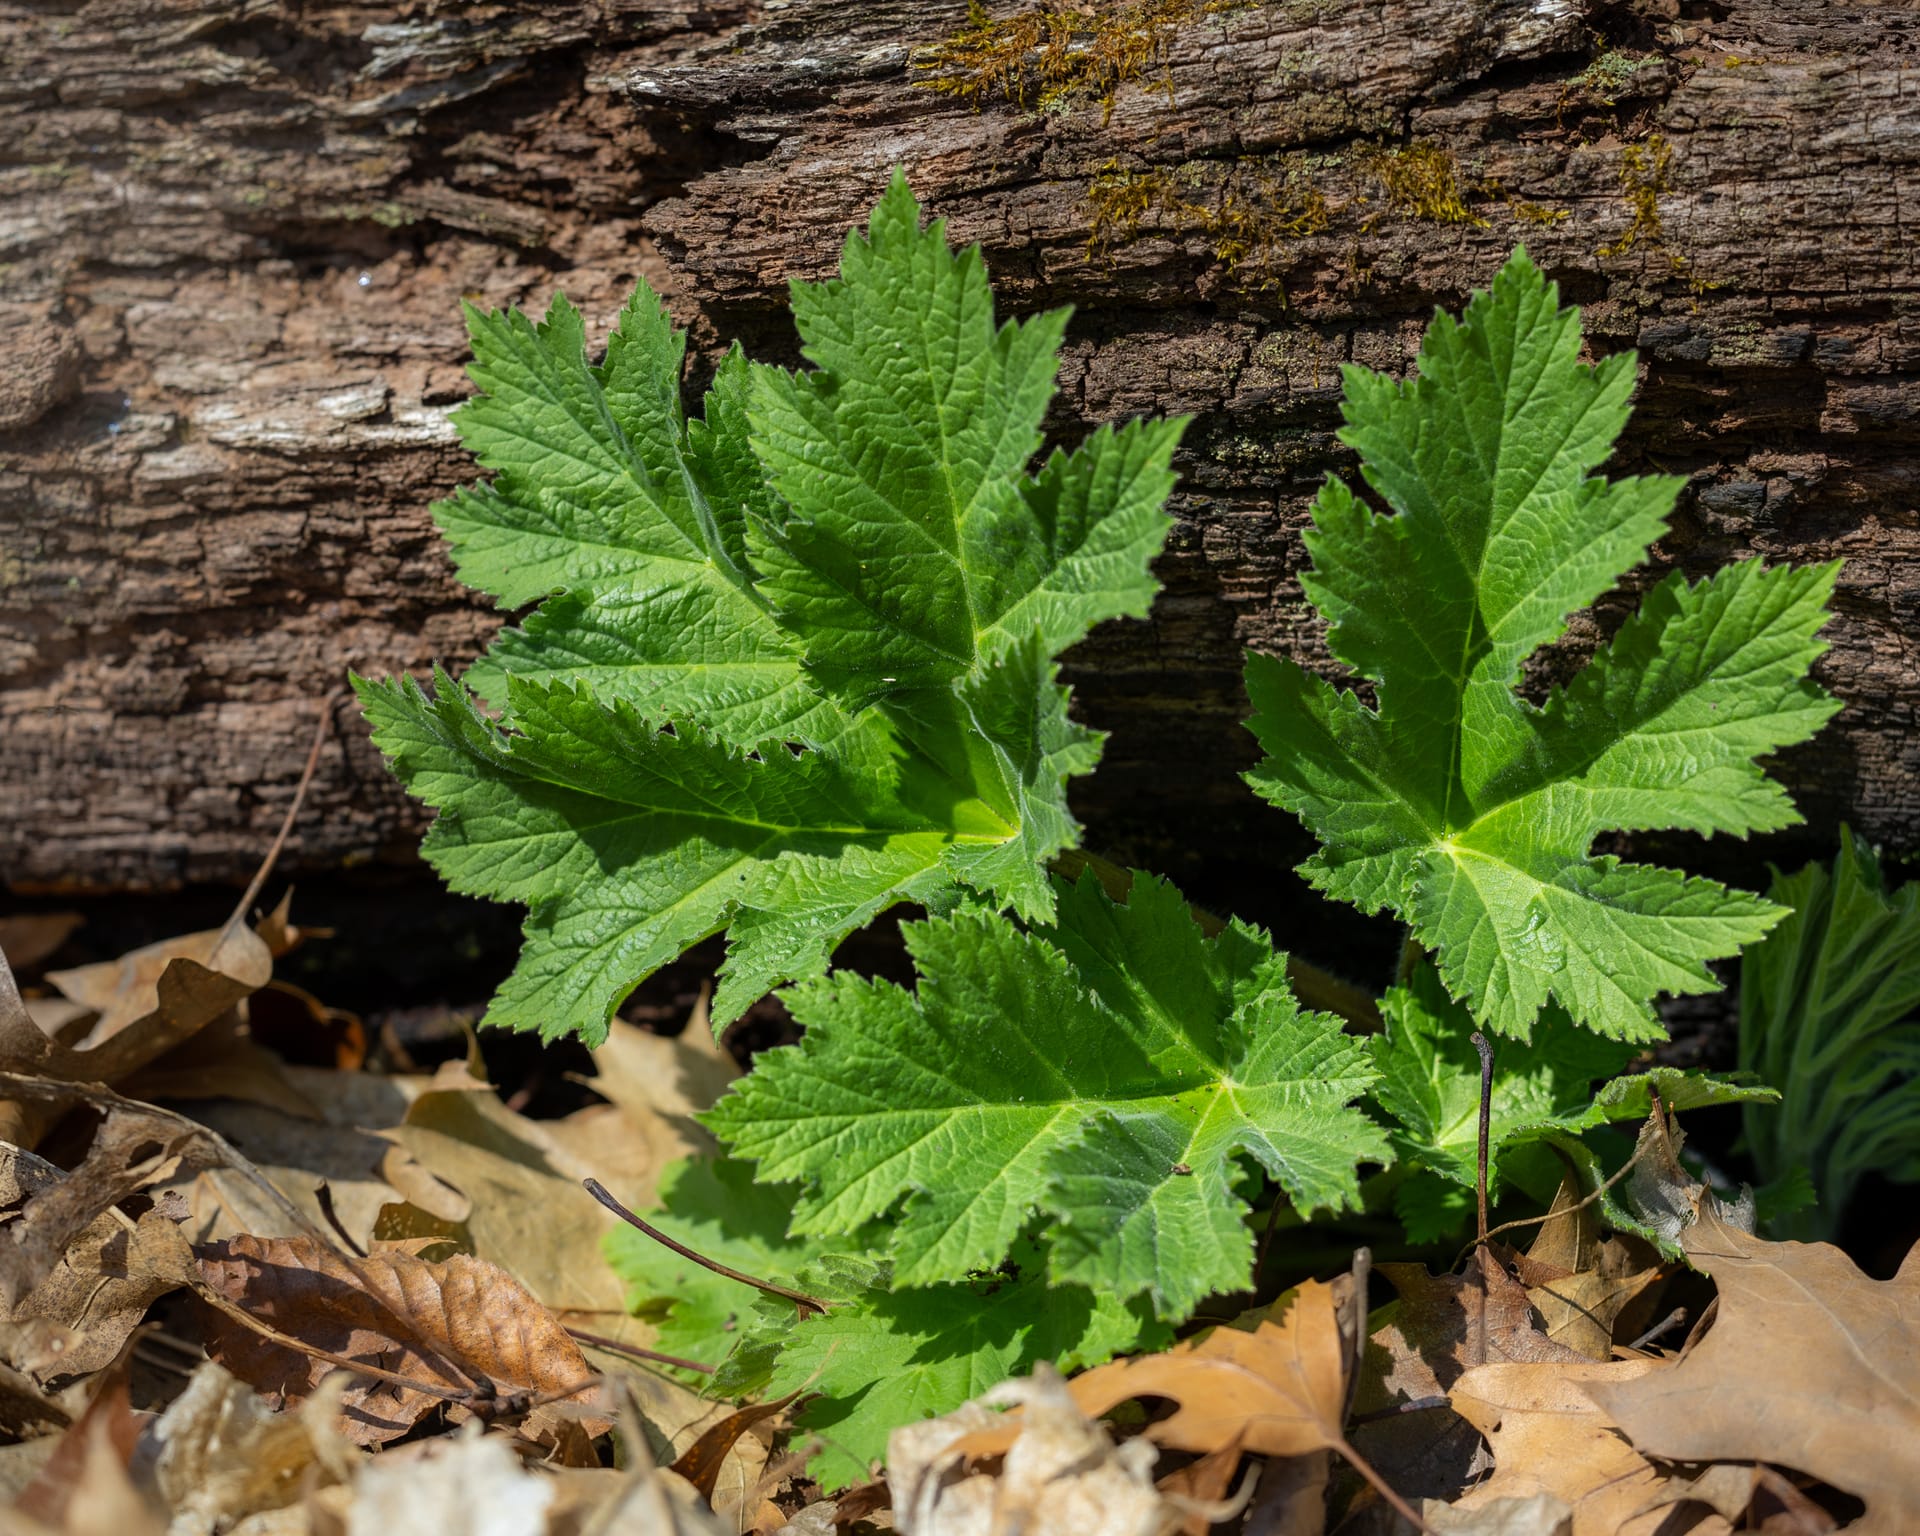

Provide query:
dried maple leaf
left=1584, top=1200, right=1920, bottom=1535
left=195, top=1234, right=605, bottom=1451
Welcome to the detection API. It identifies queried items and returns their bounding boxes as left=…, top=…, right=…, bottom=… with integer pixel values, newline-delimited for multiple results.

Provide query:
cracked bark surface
left=3, top=0, right=1917, bottom=949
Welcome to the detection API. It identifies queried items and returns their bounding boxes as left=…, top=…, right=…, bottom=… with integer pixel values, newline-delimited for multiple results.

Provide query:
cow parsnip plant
left=1245, top=252, right=1841, bottom=1042
left=358, top=172, right=1185, bottom=1037
left=366, top=179, right=1837, bottom=1484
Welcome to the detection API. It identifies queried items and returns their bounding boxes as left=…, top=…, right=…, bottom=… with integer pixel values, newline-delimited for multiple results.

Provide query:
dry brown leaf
left=0, top=1100, right=211, bottom=1311
left=1371, top=1249, right=1586, bottom=1403
left=889, top=1363, right=1175, bottom=1536
left=0, top=916, right=83, bottom=974
left=46, top=924, right=272, bottom=1062
left=195, top=1234, right=604, bottom=1450
left=1584, top=1198, right=1920, bottom=1535
left=1629, top=1462, right=1763, bottom=1525
left=2, top=921, right=271, bottom=1148
left=1525, top=1268, right=1664, bottom=1363
left=670, top=1393, right=794, bottom=1503
left=1448, top=1358, right=1730, bottom=1536
left=1073, top=1279, right=1349, bottom=1460
left=379, top=1063, right=647, bottom=1336
left=1158, top=1439, right=1244, bottom=1536
left=10, top=1210, right=197, bottom=1388
left=113, top=1009, right=317, bottom=1121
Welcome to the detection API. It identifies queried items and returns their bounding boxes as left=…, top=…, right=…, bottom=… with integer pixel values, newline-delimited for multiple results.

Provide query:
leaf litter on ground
left=2, top=913, right=785, bottom=1531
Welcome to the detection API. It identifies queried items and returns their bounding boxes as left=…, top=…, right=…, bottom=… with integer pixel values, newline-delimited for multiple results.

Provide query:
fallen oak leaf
left=1068, top=1278, right=1433, bottom=1532
left=46, top=924, right=271, bottom=1061
left=194, top=1234, right=607, bottom=1451
left=1446, top=1358, right=1725, bottom=1536
left=1583, top=1198, right=1920, bottom=1535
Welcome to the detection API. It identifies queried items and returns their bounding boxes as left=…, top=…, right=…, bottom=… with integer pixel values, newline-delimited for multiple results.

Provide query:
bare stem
left=1627, top=1307, right=1688, bottom=1352
left=1471, top=1031, right=1494, bottom=1248
left=219, top=689, right=343, bottom=945
left=567, top=1327, right=715, bottom=1375
left=584, top=1178, right=831, bottom=1317
left=1332, top=1434, right=1438, bottom=1535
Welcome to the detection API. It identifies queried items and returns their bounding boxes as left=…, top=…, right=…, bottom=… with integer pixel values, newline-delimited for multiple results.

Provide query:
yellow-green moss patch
left=1086, top=156, right=1329, bottom=292
left=916, top=0, right=1252, bottom=122
left=1362, top=142, right=1488, bottom=227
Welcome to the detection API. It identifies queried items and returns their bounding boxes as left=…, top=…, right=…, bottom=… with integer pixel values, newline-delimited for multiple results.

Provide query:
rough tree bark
left=3, top=0, right=1917, bottom=930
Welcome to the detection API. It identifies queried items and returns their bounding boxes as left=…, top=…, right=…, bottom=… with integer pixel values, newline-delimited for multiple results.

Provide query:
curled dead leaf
left=2, top=918, right=273, bottom=1149
left=194, top=1234, right=607, bottom=1451
left=1071, top=1280, right=1352, bottom=1461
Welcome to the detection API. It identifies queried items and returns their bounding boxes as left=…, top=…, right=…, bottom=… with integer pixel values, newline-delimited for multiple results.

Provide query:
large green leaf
left=706, top=873, right=1387, bottom=1321
left=1245, top=250, right=1839, bottom=1041
left=746, top=178, right=1183, bottom=702
left=362, top=174, right=1187, bottom=1039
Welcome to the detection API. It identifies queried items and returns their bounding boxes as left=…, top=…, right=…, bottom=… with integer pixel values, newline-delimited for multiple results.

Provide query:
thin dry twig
left=566, top=1327, right=715, bottom=1376
left=1450, top=1132, right=1658, bottom=1270
left=583, top=1177, right=832, bottom=1317
left=218, top=688, right=343, bottom=945
left=1627, top=1306, right=1689, bottom=1352
left=1470, top=1031, right=1494, bottom=1249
